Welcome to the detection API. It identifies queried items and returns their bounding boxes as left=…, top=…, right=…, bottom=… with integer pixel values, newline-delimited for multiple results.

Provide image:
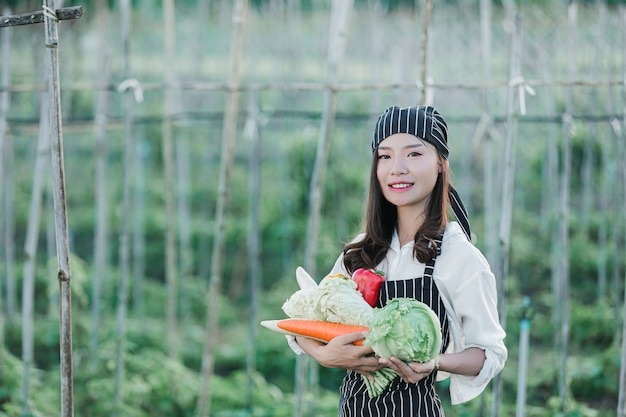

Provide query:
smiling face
left=376, top=133, right=443, bottom=220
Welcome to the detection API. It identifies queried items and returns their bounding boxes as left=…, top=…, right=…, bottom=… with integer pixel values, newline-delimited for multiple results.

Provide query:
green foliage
left=0, top=349, right=61, bottom=417
left=569, top=303, right=617, bottom=352
left=570, top=346, right=621, bottom=407
left=0, top=350, right=22, bottom=415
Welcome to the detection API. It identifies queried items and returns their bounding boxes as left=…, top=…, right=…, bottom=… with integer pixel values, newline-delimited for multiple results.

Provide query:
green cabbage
left=364, top=298, right=442, bottom=363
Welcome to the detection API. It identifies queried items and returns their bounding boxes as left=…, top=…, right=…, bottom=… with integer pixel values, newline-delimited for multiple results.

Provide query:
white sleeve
left=286, top=335, right=305, bottom=355
left=446, top=269, right=508, bottom=404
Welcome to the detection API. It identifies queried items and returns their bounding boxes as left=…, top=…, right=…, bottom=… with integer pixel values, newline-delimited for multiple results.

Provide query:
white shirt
left=327, top=221, right=508, bottom=405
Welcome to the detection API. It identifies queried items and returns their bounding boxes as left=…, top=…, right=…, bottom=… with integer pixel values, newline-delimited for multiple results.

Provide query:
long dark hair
left=342, top=152, right=450, bottom=274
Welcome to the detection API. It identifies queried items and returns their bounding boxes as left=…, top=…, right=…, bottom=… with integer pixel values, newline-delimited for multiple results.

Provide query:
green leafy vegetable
left=282, top=273, right=373, bottom=326
left=365, top=298, right=442, bottom=363
left=281, top=285, right=326, bottom=321
left=316, top=274, right=374, bottom=325
left=280, top=269, right=442, bottom=399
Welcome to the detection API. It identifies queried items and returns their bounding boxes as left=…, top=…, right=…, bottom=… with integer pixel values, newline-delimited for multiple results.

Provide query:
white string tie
left=117, top=78, right=145, bottom=103
left=509, top=76, right=536, bottom=115
left=561, top=113, right=573, bottom=126
left=414, top=78, right=434, bottom=106
left=610, top=117, right=622, bottom=137
left=42, top=5, right=58, bottom=21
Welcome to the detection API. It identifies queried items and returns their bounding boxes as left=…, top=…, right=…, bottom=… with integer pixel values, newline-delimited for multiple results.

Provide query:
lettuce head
left=364, top=298, right=442, bottom=363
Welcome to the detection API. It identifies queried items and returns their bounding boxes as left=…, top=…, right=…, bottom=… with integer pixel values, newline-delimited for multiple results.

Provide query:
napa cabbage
left=282, top=273, right=373, bottom=326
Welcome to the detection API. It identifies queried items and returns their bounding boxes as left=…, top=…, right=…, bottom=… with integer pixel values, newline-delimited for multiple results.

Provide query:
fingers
left=355, top=355, right=384, bottom=372
left=295, top=335, right=325, bottom=349
left=307, top=332, right=380, bottom=371
left=379, top=357, right=434, bottom=384
left=332, top=331, right=368, bottom=346
left=354, top=370, right=375, bottom=382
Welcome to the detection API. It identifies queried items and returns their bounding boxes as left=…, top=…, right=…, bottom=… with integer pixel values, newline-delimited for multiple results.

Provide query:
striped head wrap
left=372, top=105, right=472, bottom=241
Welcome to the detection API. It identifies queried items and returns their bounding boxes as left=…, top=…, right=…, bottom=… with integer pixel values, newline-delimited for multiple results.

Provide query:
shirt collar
left=390, top=228, right=415, bottom=252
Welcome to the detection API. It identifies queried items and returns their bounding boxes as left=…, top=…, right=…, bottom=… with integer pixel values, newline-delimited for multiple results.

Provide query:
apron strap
left=424, top=234, right=443, bottom=278
left=449, top=185, right=471, bottom=241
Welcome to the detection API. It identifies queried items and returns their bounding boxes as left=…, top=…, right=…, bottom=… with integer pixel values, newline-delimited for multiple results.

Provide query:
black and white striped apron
left=338, top=249, right=450, bottom=417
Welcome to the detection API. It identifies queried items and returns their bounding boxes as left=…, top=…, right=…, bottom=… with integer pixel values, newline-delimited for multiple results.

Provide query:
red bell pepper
left=351, top=268, right=386, bottom=307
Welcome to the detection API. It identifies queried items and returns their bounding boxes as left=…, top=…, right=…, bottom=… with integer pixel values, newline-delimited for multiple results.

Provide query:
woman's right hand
left=295, top=332, right=383, bottom=374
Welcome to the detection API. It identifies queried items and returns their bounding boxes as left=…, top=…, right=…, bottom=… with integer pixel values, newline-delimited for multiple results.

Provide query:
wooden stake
left=418, top=0, right=433, bottom=104
left=198, top=1, right=248, bottom=416
left=162, top=0, right=179, bottom=361
left=0, top=6, right=82, bottom=28
left=41, top=1, right=78, bottom=416
left=492, top=9, right=521, bottom=417
left=616, top=6, right=626, bottom=417
left=90, top=0, right=111, bottom=371
left=113, top=0, right=134, bottom=415
left=245, top=91, right=262, bottom=413
left=300, top=2, right=353, bottom=416
left=557, top=3, right=576, bottom=412
left=0, top=8, right=12, bottom=346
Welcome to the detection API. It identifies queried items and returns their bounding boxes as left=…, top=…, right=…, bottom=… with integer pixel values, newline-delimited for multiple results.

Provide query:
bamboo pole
left=557, top=2, right=576, bottom=412
left=245, top=91, right=262, bottom=413
left=21, top=91, right=49, bottom=416
left=417, top=0, right=432, bottom=104
left=176, top=134, right=193, bottom=319
left=616, top=6, right=626, bottom=417
left=0, top=7, right=14, bottom=330
left=198, top=1, right=248, bottom=416
left=593, top=2, right=609, bottom=302
left=176, top=0, right=199, bottom=322
left=42, top=1, right=75, bottom=415
left=303, top=0, right=353, bottom=284
left=580, top=4, right=606, bottom=235
left=367, top=0, right=385, bottom=114
left=597, top=128, right=609, bottom=301
left=479, top=0, right=497, bottom=278
left=0, top=7, right=9, bottom=208
left=299, top=2, right=353, bottom=416
left=132, top=137, right=147, bottom=316
left=162, top=0, right=179, bottom=360
left=4, top=120, right=15, bottom=326
left=478, top=2, right=497, bottom=413
left=549, top=106, right=561, bottom=358
left=192, top=2, right=216, bottom=291
left=515, top=297, right=532, bottom=417
left=90, top=0, right=111, bottom=370
left=113, top=0, right=134, bottom=414
left=492, top=10, right=521, bottom=417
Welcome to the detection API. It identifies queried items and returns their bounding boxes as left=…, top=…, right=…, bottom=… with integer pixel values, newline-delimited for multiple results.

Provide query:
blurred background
left=0, top=0, right=625, bottom=416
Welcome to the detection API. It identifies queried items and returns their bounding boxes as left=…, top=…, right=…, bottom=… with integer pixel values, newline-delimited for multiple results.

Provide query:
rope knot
left=117, top=78, right=145, bottom=103
left=508, top=76, right=536, bottom=115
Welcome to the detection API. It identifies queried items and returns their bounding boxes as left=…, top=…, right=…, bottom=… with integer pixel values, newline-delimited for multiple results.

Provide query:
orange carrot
left=277, top=319, right=368, bottom=346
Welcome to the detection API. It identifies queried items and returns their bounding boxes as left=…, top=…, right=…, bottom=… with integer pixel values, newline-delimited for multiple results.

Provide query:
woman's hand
left=378, top=357, right=436, bottom=384
left=295, top=332, right=383, bottom=375
left=379, top=347, right=486, bottom=384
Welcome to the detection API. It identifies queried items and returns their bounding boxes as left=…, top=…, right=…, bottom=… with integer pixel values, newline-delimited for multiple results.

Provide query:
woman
left=293, top=105, right=507, bottom=416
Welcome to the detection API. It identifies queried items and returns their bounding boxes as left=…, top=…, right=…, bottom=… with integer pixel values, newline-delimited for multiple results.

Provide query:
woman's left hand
left=378, top=357, right=436, bottom=384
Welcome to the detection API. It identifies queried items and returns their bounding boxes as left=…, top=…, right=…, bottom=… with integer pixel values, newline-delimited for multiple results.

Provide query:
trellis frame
left=1, top=2, right=625, bottom=417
